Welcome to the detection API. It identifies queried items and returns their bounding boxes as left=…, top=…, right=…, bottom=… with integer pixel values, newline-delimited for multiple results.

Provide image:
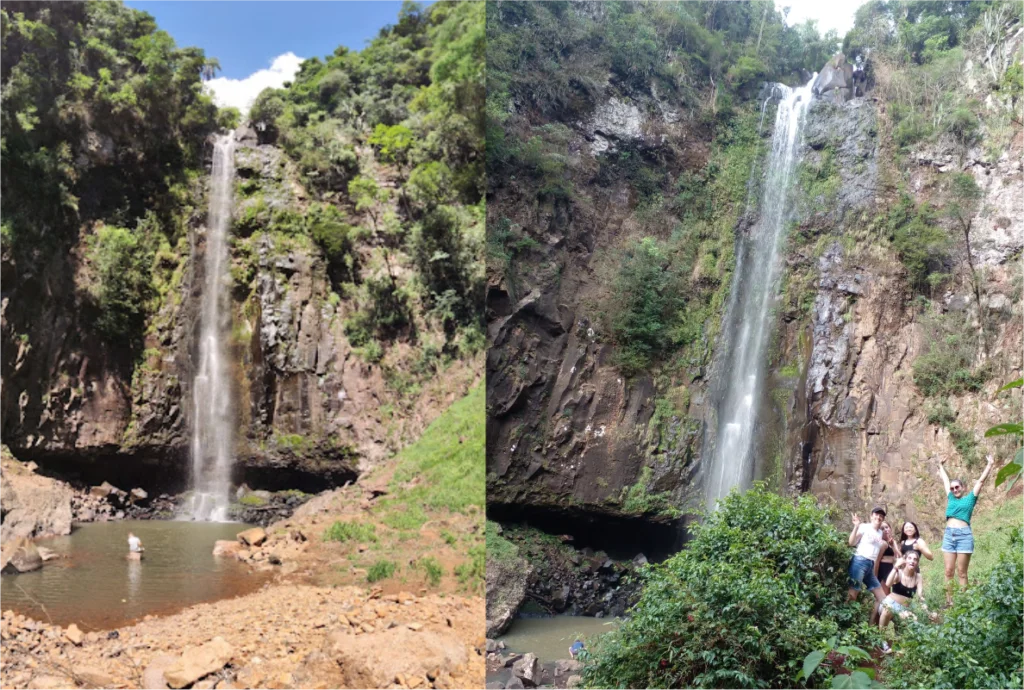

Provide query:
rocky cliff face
left=0, top=130, right=478, bottom=494
left=488, top=46, right=1021, bottom=555
left=487, top=82, right=712, bottom=540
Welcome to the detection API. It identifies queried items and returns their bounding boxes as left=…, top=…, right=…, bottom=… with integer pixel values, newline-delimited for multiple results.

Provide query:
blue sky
left=125, top=1, right=428, bottom=111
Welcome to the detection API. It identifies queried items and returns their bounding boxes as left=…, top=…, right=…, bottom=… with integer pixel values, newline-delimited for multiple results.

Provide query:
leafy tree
left=582, top=485, right=877, bottom=689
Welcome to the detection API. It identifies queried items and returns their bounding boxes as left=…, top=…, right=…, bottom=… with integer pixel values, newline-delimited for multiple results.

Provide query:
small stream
left=0, top=521, right=268, bottom=630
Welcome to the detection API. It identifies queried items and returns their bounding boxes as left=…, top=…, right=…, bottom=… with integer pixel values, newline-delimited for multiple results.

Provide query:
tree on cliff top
left=582, top=485, right=878, bottom=689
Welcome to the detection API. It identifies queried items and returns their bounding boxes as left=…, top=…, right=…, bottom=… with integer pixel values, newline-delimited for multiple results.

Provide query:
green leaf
left=832, top=671, right=874, bottom=689
left=801, top=650, right=825, bottom=682
left=1006, top=471, right=1021, bottom=492
left=996, top=378, right=1023, bottom=393
left=983, top=423, right=1023, bottom=438
left=995, top=462, right=1022, bottom=488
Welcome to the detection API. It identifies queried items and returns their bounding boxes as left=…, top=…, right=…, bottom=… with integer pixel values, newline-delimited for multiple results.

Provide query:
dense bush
left=882, top=527, right=1023, bottom=689
left=885, top=194, right=950, bottom=291
left=582, top=485, right=875, bottom=689
left=610, top=238, right=684, bottom=376
left=87, top=223, right=155, bottom=342
left=912, top=308, right=989, bottom=398
left=1, top=1, right=218, bottom=255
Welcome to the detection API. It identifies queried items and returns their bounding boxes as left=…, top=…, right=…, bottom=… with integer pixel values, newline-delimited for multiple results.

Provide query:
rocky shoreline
left=484, top=645, right=584, bottom=690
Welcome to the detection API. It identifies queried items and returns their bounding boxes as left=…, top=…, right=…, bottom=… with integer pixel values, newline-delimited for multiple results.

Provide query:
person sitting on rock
left=569, top=640, right=584, bottom=659
left=127, top=532, right=143, bottom=553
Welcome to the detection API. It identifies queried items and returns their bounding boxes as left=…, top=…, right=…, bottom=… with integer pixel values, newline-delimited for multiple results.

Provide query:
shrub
left=417, top=556, right=444, bottom=587
left=323, top=520, right=378, bottom=543
left=88, top=223, right=154, bottom=342
left=610, top=237, right=684, bottom=376
left=882, top=528, right=1023, bottom=689
left=238, top=494, right=267, bottom=507
left=582, top=485, right=874, bottom=689
left=217, top=106, right=241, bottom=131
left=886, top=195, right=950, bottom=291
left=366, top=559, right=397, bottom=583
left=912, top=310, right=989, bottom=398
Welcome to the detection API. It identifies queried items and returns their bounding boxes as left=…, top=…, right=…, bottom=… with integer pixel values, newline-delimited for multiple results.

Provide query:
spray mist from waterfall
left=704, top=77, right=815, bottom=506
left=189, top=133, right=236, bottom=521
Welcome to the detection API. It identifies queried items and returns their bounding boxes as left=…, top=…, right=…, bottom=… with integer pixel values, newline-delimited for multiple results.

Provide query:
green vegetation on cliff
left=248, top=1, right=484, bottom=353
left=1, top=0, right=221, bottom=345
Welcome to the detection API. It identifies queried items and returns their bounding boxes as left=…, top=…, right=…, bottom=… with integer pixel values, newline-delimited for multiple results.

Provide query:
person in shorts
left=847, top=507, right=888, bottom=621
left=937, top=454, right=995, bottom=603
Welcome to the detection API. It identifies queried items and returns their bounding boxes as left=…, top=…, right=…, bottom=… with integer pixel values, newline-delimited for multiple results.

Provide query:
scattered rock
left=331, top=627, right=468, bottom=688
left=2, top=538, right=43, bottom=573
left=163, top=636, right=234, bottom=689
left=212, top=540, right=242, bottom=557
left=65, top=623, right=83, bottom=645
left=554, top=659, right=583, bottom=675
left=567, top=674, right=583, bottom=688
left=74, top=665, right=117, bottom=689
left=505, top=677, right=525, bottom=690
left=511, top=652, right=539, bottom=687
left=29, top=676, right=73, bottom=689
left=143, top=654, right=177, bottom=690
left=236, top=527, right=267, bottom=547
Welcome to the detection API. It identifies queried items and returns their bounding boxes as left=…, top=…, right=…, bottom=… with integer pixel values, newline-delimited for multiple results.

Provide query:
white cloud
left=778, top=0, right=867, bottom=37
left=205, top=52, right=304, bottom=115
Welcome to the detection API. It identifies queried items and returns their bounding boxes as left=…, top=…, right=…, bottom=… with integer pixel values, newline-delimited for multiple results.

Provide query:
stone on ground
left=74, top=666, right=117, bottom=689
left=65, top=624, right=83, bottom=645
left=511, top=653, right=539, bottom=687
left=143, top=654, right=177, bottom=689
left=331, top=627, right=468, bottom=688
left=28, top=676, right=72, bottom=689
left=212, top=540, right=242, bottom=557
left=163, top=637, right=234, bottom=689
left=236, top=527, right=266, bottom=547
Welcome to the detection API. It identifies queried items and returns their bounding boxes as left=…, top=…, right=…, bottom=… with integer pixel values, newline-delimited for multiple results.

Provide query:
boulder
left=212, top=540, right=242, bottom=557
left=143, top=654, right=177, bottom=689
left=74, top=666, right=117, bottom=689
left=567, top=674, right=583, bottom=688
left=505, top=678, right=525, bottom=690
left=2, top=538, right=43, bottom=573
left=632, top=553, right=648, bottom=567
left=163, top=637, right=234, bottom=689
left=0, top=458, right=73, bottom=546
left=511, top=653, right=539, bottom=687
left=236, top=527, right=267, bottom=547
left=130, top=488, right=149, bottom=503
left=554, top=659, right=584, bottom=675
left=486, top=538, right=533, bottom=638
left=29, top=676, right=73, bottom=689
left=37, top=546, right=60, bottom=562
left=65, top=624, right=83, bottom=645
left=89, top=482, right=120, bottom=500
left=330, top=626, right=468, bottom=688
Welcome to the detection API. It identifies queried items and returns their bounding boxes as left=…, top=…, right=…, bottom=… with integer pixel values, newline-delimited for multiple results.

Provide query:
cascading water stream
left=188, top=133, right=236, bottom=521
left=704, top=77, right=815, bottom=506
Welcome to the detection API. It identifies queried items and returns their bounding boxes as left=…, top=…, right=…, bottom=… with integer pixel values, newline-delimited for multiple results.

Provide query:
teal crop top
left=946, top=491, right=978, bottom=524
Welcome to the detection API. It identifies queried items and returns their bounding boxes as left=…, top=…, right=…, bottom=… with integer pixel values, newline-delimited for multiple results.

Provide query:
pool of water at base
left=1, top=520, right=270, bottom=630
left=498, top=615, right=621, bottom=664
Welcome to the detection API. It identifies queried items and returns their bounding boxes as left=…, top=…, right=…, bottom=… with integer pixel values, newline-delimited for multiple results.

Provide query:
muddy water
left=499, top=616, right=620, bottom=664
left=0, top=521, right=268, bottom=629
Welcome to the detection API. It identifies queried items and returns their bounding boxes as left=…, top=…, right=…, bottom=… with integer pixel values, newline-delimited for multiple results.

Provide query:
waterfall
left=704, top=77, right=815, bottom=506
left=188, top=133, right=236, bottom=521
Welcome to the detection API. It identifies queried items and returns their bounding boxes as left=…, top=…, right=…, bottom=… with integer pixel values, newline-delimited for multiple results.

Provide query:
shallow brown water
left=0, top=521, right=268, bottom=630
left=498, top=615, right=621, bottom=664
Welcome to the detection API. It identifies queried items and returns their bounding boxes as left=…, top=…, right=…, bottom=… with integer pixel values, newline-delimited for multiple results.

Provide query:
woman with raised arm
left=878, top=550, right=927, bottom=651
left=937, top=454, right=996, bottom=602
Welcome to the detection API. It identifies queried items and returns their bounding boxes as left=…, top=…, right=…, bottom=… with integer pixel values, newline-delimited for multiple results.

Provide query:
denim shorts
left=848, top=555, right=881, bottom=590
left=882, top=596, right=908, bottom=614
left=942, top=526, right=974, bottom=554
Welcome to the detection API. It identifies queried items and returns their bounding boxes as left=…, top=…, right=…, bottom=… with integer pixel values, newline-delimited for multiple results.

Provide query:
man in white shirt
left=847, top=507, right=887, bottom=620
left=127, top=532, right=143, bottom=553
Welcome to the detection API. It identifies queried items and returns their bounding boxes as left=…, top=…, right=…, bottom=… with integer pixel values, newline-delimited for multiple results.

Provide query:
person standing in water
left=127, top=532, right=143, bottom=553
left=937, top=454, right=995, bottom=602
left=847, top=507, right=888, bottom=621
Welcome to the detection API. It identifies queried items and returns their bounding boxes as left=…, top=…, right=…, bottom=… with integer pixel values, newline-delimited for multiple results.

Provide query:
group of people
left=846, top=454, right=995, bottom=645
